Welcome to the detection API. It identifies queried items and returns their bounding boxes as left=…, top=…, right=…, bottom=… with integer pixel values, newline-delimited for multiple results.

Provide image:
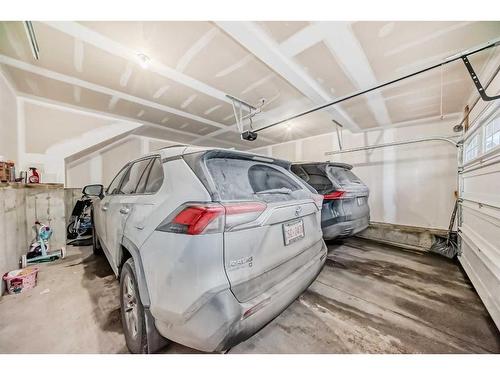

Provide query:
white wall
left=252, top=118, right=459, bottom=230
left=0, top=78, right=182, bottom=187
left=16, top=98, right=142, bottom=183
left=66, top=135, right=176, bottom=188
left=0, top=70, right=17, bottom=163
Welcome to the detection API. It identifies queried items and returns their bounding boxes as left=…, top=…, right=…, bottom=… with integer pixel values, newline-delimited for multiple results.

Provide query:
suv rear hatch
left=183, top=150, right=324, bottom=303
left=291, top=163, right=369, bottom=225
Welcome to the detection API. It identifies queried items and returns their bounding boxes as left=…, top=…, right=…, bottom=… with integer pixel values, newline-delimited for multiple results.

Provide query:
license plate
left=357, top=197, right=365, bottom=206
left=283, top=219, right=305, bottom=246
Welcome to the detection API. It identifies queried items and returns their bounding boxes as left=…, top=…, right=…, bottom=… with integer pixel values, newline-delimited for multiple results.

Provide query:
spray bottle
left=28, top=167, right=40, bottom=183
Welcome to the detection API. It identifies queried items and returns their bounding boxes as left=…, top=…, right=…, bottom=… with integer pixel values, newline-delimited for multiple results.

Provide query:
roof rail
left=157, top=144, right=188, bottom=150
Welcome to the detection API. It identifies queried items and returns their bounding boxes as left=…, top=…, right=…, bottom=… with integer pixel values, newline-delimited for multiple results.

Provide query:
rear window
left=291, top=164, right=331, bottom=194
left=206, top=158, right=309, bottom=203
left=328, top=167, right=362, bottom=186
left=119, top=159, right=151, bottom=194
left=144, top=158, right=164, bottom=193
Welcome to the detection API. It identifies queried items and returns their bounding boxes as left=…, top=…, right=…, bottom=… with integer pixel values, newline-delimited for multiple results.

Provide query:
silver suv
left=291, top=162, right=370, bottom=240
left=84, top=146, right=327, bottom=353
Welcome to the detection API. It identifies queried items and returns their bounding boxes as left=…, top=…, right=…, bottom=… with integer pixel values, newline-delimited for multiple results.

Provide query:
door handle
left=101, top=204, right=108, bottom=212
left=120, top=207, right=130, bottom=215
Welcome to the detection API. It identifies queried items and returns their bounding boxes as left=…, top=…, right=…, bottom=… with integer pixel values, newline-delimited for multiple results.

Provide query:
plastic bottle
left=28, top=167, right=40, bottom=183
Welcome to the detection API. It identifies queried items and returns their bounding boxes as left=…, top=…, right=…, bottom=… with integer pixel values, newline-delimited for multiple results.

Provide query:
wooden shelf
left=0, top=182, right=64, bottom=189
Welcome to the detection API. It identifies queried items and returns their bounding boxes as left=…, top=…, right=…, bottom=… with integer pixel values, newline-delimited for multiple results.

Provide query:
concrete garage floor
left=0, top=238, right=499, bottom=354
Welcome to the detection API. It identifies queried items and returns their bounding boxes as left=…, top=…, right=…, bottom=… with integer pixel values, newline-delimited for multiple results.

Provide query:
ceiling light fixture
left=136, top=53, right=151, bottom=69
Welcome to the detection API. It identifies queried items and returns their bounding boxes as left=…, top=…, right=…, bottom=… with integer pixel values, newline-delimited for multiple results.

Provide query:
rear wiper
left=254, top=188, right=292, bottom=195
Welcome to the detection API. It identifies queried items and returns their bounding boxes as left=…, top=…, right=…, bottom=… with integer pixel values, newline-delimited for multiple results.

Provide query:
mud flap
left=144, top=307, right=169, bottom=353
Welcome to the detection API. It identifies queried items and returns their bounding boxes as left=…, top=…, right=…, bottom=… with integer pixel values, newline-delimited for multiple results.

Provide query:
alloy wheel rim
left=123, top=273, right=138, bottom=338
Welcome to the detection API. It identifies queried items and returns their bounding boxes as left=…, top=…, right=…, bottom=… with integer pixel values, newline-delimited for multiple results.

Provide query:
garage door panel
left=461, top=203, right=500, bottom=263
left=458, top=101, right=500, bottom=331
left=459, top=240, right=500, bottom=328
left=461, top=156, right=500, bottom=207
left=459, top=209, right=500, bottom=279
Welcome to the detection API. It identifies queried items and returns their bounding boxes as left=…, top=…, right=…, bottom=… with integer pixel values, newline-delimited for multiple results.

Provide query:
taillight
left=157, top=203, right=224, bottom=235
left=224, top=201, right=267, bottom=231
left=173, top=205, right=224, bottom=235
left=323, top=190, right=345, bottom=200
left=157, top=201, right=266, bottom=235
left=224, top=202, right=266, bottom=215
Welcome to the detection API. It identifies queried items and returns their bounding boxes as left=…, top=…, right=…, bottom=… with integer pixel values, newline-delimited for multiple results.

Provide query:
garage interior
left=1, top=20, right=500, bottom=354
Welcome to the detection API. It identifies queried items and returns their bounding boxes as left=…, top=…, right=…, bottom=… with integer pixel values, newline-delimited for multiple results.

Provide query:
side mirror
left=82, top=184, right=104, bottom=198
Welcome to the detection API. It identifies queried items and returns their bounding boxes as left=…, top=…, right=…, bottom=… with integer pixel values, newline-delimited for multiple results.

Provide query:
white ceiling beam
left=17, top=93, right=242, bottom=149
left=17, top=21, right=308, bottom=147
left=65, top=133, right=138, bottom=167
left=42, top=21, right=234, bottom=105
left=0, top=65, right=18, bottom=96
left=19, top=93, right=140, bottom=125
left=279, top=23, right=324, bottom=57
left=176, top=27, right=219, bottom=72
left=34, top=21, right=268, bottom=146
left=385, top=22, right=473, bottom=58
left=0, top=54, right=228, bottom=130
left=45, top=122, right=142, bottom=158
left=317, top=21, right=392, bottom=127
left=215, top=21, right=361, bottom=132
left=8, top=58, right=270, bottom=147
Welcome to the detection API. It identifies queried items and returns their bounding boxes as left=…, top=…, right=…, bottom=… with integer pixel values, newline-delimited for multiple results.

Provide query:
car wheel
left=120, top=258, right=148, bottom=354
left=67, top=221, right=77, bottom=239
left=91, top=213, right=102, bottom=255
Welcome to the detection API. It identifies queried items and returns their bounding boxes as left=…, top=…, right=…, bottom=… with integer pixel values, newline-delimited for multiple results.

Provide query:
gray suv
left=291, top=162, right=370, bottom=240
left=84, top=146, right=327, bottom=353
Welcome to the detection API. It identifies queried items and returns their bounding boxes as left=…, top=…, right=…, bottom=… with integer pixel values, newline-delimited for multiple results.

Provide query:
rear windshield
left=291, top=164, right=331, bottom=194
left=206, top=158, right=310, bottom=203
left=291, top=164, right=364, bottom=193
left=328, top=167, right=362, bottom=186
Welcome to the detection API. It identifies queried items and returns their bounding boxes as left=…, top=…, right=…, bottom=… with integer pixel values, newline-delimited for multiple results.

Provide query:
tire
left=92, top=229, right=102, bottom=255
left=91, top=211, right=102, bottom=255
left=120, top=258, right=148, bottom=354
left=67, top=221, right=77, bottom=240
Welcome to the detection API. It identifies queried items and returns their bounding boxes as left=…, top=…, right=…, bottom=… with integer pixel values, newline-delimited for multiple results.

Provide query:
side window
left=135, top=159, right=154, bottom=194
left=484, top=115, right=500, bottom=152
left=118, top=159, right=151, bottom=195
left=144, top=158, right=164, bottom=193
left=106, top=165, right=129, bottom=195
left=464, top=133, right=479, bottom=163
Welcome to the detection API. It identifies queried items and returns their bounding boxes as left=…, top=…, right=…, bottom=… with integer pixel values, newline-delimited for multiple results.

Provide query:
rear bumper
left=322, top=215, right=369, bottom=240
left=153, top=239, right=327, bottom=352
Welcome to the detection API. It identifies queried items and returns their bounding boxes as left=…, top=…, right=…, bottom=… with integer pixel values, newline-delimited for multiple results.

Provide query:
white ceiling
left=1, top=21, right=499, bottom=149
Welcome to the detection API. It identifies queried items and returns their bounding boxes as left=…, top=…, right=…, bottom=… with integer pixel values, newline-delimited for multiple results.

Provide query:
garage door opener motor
left=227, top=94, right=265, bottom=141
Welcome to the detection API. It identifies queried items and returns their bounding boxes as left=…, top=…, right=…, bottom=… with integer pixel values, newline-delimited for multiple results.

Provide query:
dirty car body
left=90, top=146, right=327, bottom=353
left=291, top=162, right=370, bottom=240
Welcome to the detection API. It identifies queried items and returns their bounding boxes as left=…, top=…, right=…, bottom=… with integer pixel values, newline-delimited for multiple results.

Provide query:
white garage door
left=458, top=99, right=500, bottom=330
